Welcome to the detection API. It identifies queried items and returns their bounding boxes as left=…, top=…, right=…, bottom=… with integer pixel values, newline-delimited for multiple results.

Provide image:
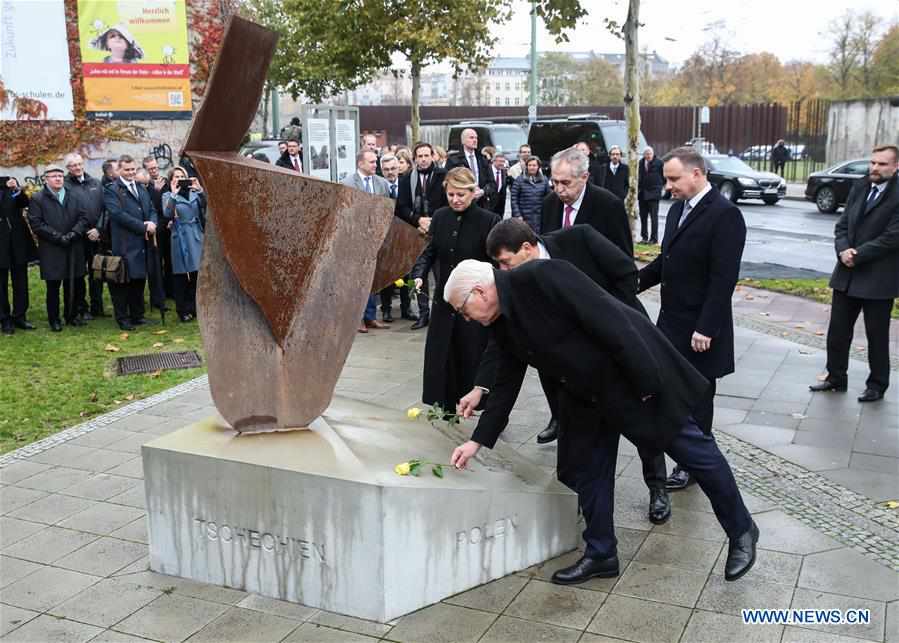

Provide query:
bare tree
left=853, top=11, right=881, bottom=97
left=623, top=0, right=641, bottom=224
left=825, top=12, right=860, bottom=97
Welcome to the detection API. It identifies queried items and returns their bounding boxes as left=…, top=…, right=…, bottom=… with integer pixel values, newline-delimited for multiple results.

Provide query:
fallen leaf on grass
left=104, top=344, right=120, bottom=352
left=148, top=369, right=162, bottom=379
left=882, top=500, right=899, bottom=510
left=153, top=330, right=168, bottom=335
left=152, top=342, right=164, bottom=348
left=125, top=394, right=134, bottom=401
left=89, top=392, right=98, bottom=402
left=173, top=338, right=185, bottom=344
left=119, top=332, right=129, bottom=340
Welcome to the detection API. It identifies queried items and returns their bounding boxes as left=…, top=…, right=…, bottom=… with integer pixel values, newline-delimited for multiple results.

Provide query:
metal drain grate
left=117, top=351, right=203, bottom=376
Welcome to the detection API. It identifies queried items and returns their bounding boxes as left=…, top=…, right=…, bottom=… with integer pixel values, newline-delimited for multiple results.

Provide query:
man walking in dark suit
left=448, top=259, right=758, bottom=585
left=810, top=145, right=899, bottom=403
left=488, top=153, right=510, bottom=216
left=595, top=145, right=630, bottom=201
left=637, top=147, right=665, bottom=244
left=0, top=176, right=35, bottom=334
left=540, top=147, right=633, bottom=258
left=639, top=146, right=746, bottom=490
left=460, top=218, right=672, bottom=524
left=444, top=128, right=496, bottom=208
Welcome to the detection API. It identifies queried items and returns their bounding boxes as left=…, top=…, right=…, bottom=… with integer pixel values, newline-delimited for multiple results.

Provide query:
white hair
left=443, top=259, right=494, bottom=306
left=550, top=147, right=589, bottom=177
left=64, top=152, right=83, bottom=167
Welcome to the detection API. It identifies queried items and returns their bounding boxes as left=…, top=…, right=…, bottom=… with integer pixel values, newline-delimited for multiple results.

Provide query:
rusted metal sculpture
left=184, top=16, right=425, bottom=433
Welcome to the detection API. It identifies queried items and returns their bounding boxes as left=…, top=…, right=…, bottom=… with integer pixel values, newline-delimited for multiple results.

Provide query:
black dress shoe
left=132, top=318, right=158, bottom=326
left=13, top=319, right=35, bottom=330
left=49, top=321, right=63, bottom=332
left=551, top=554, right=619, bottom=585
left=382, top=311, right=394, bottom=323
left=649, top=488, right=671, bottom=524
left=537, top=418, right=559, bottom=444
left=401, top=310, right=418, bottom=321
left=725, top=520, right=759, bottom=581
left=2, top=323, right=13, bottom=335
left=410, top=317, right=429, bottom=330
left=118, top=321, right=135, bottom=331
left=665, top=465, right=695, bottom=491
left=858, top=388, right=884, bottom=403
left=66, top=317, right=86, bottom=327
left=81, top=312, right=94, bottom=321
left=809, top=380, right=847, bottom=393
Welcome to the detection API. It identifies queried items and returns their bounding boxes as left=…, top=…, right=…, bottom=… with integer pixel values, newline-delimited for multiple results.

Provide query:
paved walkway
left=1, top=287, right=898, bottom=642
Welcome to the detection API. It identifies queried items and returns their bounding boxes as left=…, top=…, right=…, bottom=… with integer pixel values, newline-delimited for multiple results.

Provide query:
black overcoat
left=28, top=188, right=89, bottom=281
left=444, top=151, right=497, bottom=208
left=638, top=187, right=746, bottom=380
left=64, top=173, right=105, bottom=227
left=411, top=203, right=501, bottom=408
left=471, top=260, right=709, bottom=476
left=540, top=183, right=633, bottom=258
left=103, top=180, right=158, bottom=280
left=395, top=166, right=448, bottom=227
left=596, top=163, right=630, bottom=201
left=638, top=157, right=665, bottom=201
left=830, top=175, right=899, bottom=300
left=0, top=184, right=33, bottom=269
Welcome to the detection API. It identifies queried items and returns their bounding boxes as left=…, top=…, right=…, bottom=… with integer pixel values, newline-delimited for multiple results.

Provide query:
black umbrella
left=145, top=230, right=167, bottom=324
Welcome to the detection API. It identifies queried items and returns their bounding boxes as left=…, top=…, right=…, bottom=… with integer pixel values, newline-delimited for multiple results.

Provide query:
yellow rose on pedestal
left=407, top=407, right=422, bottom=419
left=394, top=462, right=412, bottom=476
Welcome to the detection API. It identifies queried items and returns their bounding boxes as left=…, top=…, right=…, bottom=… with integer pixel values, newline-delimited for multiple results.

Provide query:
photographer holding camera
left=162, top=166, right=205, bottom=322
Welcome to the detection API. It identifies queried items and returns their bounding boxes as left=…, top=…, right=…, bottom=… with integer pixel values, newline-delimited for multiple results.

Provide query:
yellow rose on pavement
left=407, top=407, right=422, bottom=419
left=394, top=462, right=411, bottom=476
left=394, top=278, right=405, bottom=287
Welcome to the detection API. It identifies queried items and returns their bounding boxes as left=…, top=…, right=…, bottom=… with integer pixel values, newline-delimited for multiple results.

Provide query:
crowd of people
left=0, top=154, right=205, bottom=334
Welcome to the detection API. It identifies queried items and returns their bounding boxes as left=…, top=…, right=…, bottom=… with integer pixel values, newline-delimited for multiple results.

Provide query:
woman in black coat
left=412, top=167, right=501, bottom=413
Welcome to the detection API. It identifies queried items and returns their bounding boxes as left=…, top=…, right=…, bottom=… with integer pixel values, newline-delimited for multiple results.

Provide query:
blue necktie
left=389, top=183, right=397, bottom=199
left=364, top=176, right=372, bottom=194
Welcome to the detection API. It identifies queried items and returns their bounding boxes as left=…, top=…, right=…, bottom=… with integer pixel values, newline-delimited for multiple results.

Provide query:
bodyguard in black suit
left=540, top=148, right=633, bottom=259
left=448, top=259, right=758, bottom=585
left=488, top=153, right=510, bottom=215
left=466, top=219, right=671, bottom=524
left=103, top=156, right=159, bottom=331
left=595, top=146, right=630, bottom=201
left=0, top=176, right=35, bottom=334
left=639, top=147, right=746, bottom=489
left=444, top=128, right=496, bottom=208
left=637, top=147, right=665, bottom=243
left=810, top=146, right=899, bottom=402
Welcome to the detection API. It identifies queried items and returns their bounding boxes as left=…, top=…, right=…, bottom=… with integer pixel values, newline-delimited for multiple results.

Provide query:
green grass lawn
left=0, top=266, right=206, bottom=454
left=745, top=159, right=827, bottom=183
left=739, top=277, right=899, bottom=319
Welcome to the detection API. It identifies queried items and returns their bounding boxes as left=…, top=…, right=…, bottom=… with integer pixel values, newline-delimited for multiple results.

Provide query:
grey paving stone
left=54, top=536, right=147, bottom=577
left=853, top=428, right=899, bottom=458
left=0, top=460, right=51, bottom=485
left=586, top=593, right=691, bottom=643
left=28, top=443, right=98, bottom=468
left=796, top=417, right=860, bottom=434
left=143, top=401, right=205, bottom=419
left=612, top=562, right=708, bottom=608
left=712, top=407, right=750, bottom=426
left=697, top=574, right=795, bottom=616
left=59, top=502, right=145, bottom=535
left=87, top=630, right=160, bottom=643
left=849, top=452, right=899, bottom=476
left=0, top=517, right=45, bottom=548
left=821, top=468, right=899, bottom=502
left=12, top=466, right=94, bottom=493
left=650, top=508, right=727, bottom=543
left=791, top=587, right=886, bottom=642
left=387, top=602, right=496, bottom=643
left=744, top=411, right=802, bottom=430
left=680, top=610, right=783, bottom=643
left=69, top=428, right=138, bottom=449
left=103, top=433, right=156, bottom=455
left=792, top=430, right=856, bottom=450
left=1, top=525, right=98, bottom=563
left=6, top=492, right=98, bottom=525
left=750, top=399, right=809, bottom=416
left=633, top=533, right=723, bottom=574
left=114, top=594, right=229, bottom=643
left=444, top=573, right=528, bottom=613
left=798, top=547, right=899, bottom=602
left=0, top=486, right=48, bottom=514
left=0, top=565, right=100, bottom=611
left=780, top=625, right=879, bottom=643
left=284, top=623, right=379, bottom=642
left=0, top=556, right=43, bottom=589
left=103, top=457, right=144, bottom=480
left=110, top=555, right=148, bottom=577
left=64, top=473, right=141, bottom=501
left=0, top=603, right=39, bottom=637
left=669, top=486, right=714, bottom=514
left=49, top=577, right=162, bottom=628
left=106, top=485, right=146, bottom=510
left=504, top=579, right=606, bottom=630
left=185, top=605, right=301, bottom=642
left=519, top=549, right=627, bottom=593
left=716, top=396, right=757, bottom=411
left=308, top=610, right=393, bottom=638
left=887, top=601, right=898, bottom=643
left=119, top=570, right=248, bottom=605
left=0, top=614, right=103, bottom=642
left=753, top=510, right=841, bottom=555
left=69, top=448, right=137, bottom=474
left=236, top=594, right=318, bottom=622
left=711, top=546, right=803, bottom=586
left=108, top=515, right=149, bottom=543
left=480, top=615, right=580, bottom=643
left=765, top=444, right=851, bottom=472
left=571, top=633, right=633, bottom=643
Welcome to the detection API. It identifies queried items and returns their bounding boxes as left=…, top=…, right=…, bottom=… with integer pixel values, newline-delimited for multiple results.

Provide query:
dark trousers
left=109, top=279, right=146, bottom=324
left=157, top=226, right=175, bottom=298
left=173, top=272, right=197, bottom=316
left=540, top=371, right=667, bottom=490
left=77, top=240, right=105, bottom=315
left=0, top=263, right=29, bottom=322
left=46, top=278, right=85, bottom=324
left=826, top=289, right=893, bottom=393
left=560, top=416, right=752, bottom=558
left=638, top=199, right=660, bottom=242
left=694, top=378, right=716, bottom=434
left=379, top=282, right=411, bottom=318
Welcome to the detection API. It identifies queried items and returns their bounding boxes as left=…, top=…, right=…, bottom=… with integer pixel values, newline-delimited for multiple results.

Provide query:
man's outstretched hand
left=450, top=440, right=481, bottom=470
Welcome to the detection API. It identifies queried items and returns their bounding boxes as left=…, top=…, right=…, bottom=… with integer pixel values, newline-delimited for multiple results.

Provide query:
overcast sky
left=487, top=0, right=899, bottom=67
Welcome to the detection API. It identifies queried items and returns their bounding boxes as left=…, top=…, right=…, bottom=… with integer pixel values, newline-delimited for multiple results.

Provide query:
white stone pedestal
left=142, top=396, right=578, bottom=622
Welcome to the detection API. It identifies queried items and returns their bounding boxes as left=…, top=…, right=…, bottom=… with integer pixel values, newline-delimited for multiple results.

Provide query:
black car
left=238, top=139, right=284, bottom=164
left=447, top=122, right=528, bottom=162
left=805, top=158, right=869, bottom=213
left=527, top=115, right=648, bottom=168
left=704, top=155, right=786, bottom=205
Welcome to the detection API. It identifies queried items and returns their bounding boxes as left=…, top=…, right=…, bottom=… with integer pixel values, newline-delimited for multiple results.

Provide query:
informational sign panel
left=77, top=0, right=192, bottom=119
left=306, top=118, right=333, bottom=181
left=335, top=119, right=357, bottom=183
left=0, top=0, right=75, bottom=121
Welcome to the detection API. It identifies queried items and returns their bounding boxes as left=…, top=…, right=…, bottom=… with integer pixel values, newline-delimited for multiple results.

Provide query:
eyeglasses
left=455, top=288, right=476, bottom=316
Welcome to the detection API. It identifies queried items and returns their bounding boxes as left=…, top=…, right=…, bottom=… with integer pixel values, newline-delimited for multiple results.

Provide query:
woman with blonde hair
left=433, top=145, right=447, bottom=168
left=411, top=167, right=501, bottom=415
left=395, top=147, right=414, bottom=175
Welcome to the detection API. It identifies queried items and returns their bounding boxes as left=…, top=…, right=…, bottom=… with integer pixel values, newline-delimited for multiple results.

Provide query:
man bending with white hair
left=444, top=258, right=759, bottom=586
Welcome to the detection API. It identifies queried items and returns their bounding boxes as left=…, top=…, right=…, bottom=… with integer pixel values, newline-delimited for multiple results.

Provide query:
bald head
left=461, top=128, right=478, bottom=153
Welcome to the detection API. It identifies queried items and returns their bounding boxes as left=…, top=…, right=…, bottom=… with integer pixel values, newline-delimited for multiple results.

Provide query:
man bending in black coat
left=446, top=259, right=758, bottom=585
left=458, top=218, right=672, bottom=525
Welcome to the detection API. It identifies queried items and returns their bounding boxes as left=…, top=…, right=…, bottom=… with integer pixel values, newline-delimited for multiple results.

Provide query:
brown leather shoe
left=365, top=319, right=388, bottom=329
left=357, top=323, right=368, bottom=333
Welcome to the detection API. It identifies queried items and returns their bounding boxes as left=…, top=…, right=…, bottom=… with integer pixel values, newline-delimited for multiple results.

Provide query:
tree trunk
left=623, top=0, right=641, bottom=229
left=410, top=60, right=422, bottom=144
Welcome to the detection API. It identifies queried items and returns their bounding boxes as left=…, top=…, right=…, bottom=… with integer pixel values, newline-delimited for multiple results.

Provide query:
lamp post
left=528, top=0, right=537, bottom=125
